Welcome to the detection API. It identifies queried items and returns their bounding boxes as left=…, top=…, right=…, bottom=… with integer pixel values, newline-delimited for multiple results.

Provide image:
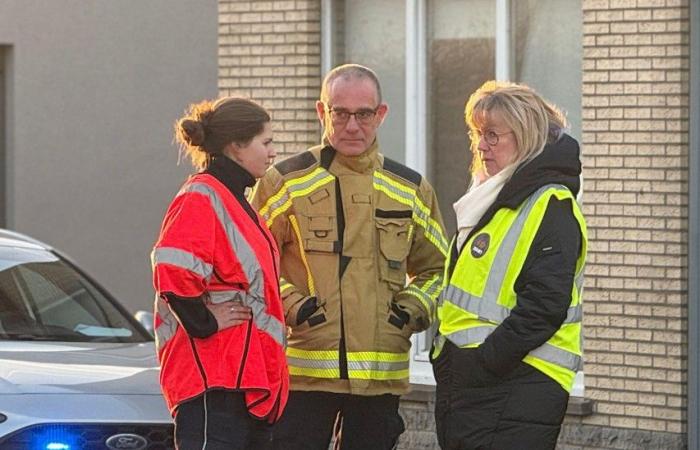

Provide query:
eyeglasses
left=326, top=105, right=379, bottom=126
left=468, top=129, right=512, bottom=146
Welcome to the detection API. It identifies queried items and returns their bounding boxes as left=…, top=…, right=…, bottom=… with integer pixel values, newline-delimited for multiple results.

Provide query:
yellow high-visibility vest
left=435, top=184, right=587, bottom=392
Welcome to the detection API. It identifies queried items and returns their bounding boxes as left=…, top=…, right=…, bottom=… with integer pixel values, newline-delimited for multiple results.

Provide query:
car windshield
left=0, top=246, right=151, bottom=343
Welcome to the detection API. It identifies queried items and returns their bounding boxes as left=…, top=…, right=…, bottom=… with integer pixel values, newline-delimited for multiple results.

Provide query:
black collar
left=205, top=155, right=255, bottom=198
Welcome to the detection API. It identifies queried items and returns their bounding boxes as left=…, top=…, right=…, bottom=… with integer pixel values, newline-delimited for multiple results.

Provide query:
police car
left=0, top=229, right=172, bottom=450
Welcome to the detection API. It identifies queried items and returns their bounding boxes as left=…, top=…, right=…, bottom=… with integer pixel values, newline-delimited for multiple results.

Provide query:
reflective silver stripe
left=443, top=283, right=582, bottom=325
left=445, top=326, right=581, bottom=371
left=347, top=360, right=409, bottom=372
left=481, top=184, right=552, bottom=302
left=261, top=170, right=333, bottom=222
left=575, top=268, right=585, bottom=292
left=154, top=294, right=178, bottom=353
left=445, top=326, right=496, bottom=347
left=151, top=247, right=213, bottom=280
left=287, top=357, right=408, bottom=373
left=530, top=343, right=583, bottom=371
left=287, top=356, right=338, bottom=370
left=183, top=182, right=286, bottom=348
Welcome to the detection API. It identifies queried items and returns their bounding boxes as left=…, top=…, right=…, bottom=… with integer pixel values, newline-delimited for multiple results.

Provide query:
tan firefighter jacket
left=251, top=141, right=447, bottom=396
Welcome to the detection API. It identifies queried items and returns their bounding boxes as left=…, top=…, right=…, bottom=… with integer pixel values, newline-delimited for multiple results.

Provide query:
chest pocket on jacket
left=376, top=215, right=412, bottom=290
left=300, top=188, right=338, bottom=253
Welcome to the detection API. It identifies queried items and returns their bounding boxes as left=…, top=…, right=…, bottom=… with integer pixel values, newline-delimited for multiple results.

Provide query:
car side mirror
left=134, top=310, right=155, bottom=336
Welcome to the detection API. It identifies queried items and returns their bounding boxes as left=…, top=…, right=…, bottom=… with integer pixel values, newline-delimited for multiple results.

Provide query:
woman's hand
left=207, top=300, right=252, bottom=331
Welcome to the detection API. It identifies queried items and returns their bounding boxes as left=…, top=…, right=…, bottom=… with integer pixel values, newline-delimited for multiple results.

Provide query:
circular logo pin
left=470, top=233, right=490, bottom=258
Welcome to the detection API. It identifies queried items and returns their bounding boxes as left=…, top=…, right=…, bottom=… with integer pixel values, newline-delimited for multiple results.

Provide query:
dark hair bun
left=179, top=119, right=206, bottom=147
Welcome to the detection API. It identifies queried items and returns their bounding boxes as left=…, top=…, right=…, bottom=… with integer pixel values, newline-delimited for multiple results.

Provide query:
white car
left=0, top=229, right=172, bottom=450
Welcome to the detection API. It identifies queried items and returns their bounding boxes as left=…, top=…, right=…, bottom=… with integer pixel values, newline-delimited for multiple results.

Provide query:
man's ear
left=315, top=101, right=326, bottom=125
left=376, top=103, right=389, bottom=126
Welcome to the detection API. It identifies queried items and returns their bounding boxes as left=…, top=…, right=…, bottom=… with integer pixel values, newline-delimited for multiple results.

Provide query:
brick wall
left=561, top=0, right=690, bottom=447
left=218, top=0, right=322, bottom=156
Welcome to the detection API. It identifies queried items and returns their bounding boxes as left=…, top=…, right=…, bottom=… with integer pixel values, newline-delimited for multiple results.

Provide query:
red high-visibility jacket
left=151, top=173, right=288, bottom=423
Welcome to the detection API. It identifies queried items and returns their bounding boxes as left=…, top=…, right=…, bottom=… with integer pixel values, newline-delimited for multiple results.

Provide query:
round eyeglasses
left=468, top=129, right=513, bottom=146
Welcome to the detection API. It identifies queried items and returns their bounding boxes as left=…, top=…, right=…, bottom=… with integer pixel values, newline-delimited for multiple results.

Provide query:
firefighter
left=252, top=64, right=447, bottom=450
left=151, top=97, right=288, bottom=450
left=432, top=81, right=587, bottom=450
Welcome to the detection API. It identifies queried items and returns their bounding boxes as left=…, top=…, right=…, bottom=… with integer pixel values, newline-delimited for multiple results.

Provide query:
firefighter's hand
left=208, top=301, right=252, bottom=331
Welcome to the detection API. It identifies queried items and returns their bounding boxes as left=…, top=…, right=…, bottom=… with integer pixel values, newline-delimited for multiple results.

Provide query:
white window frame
left=322, top=0, right=584, bottom=396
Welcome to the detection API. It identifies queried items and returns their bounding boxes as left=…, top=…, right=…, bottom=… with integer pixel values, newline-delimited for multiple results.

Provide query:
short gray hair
left=320, top=63, right=383, bottom=105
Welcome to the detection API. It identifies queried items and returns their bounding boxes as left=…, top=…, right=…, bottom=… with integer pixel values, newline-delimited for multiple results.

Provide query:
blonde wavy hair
left=465, top=80, right=567, bottom=179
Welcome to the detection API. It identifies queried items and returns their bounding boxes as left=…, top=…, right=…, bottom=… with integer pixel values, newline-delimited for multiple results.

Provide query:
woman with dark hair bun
left=151, top=97, right=288, bottom=450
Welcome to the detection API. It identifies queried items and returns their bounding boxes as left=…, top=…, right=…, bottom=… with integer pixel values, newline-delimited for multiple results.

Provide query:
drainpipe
left=688, top=0, right=699, bottom=448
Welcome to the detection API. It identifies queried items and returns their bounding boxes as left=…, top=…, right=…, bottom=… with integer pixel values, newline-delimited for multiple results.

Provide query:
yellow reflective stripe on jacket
left=286, top=347, right=409, bottom=380
left=259, top=167, right=335, bottom=227
left=279, top=278, right=295, bottom=295
left=373, top=171, right=448, bottom=257
left=405, top=273, right=442, bottom=317
left=288, top=214, right=316, bottom=295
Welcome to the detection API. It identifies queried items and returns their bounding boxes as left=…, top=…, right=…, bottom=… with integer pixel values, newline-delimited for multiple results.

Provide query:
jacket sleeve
left=393, top=178, right=448, bottom=332
left=152, top=191, right=218, bottom=298
left=477, top=196, right=582, bottom=376
left=251, top=169, right=318, bottom=326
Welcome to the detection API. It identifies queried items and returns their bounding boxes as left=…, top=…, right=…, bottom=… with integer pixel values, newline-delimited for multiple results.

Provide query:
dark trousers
left=271, top=391, right=405, bottom=450
left=174, top=390, right=271, bottom=450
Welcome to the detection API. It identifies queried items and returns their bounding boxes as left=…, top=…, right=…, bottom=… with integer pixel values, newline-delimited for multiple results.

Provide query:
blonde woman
left=432, top=81, right=587, bottom=450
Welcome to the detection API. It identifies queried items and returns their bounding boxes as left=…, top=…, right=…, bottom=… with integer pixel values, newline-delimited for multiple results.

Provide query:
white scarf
left=453, top=164, right=517, bottom=250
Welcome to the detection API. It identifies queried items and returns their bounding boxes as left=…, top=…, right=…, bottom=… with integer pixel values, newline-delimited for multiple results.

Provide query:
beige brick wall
left=218, top=0, right=322, bottom=156
left=577, top=0, right=690, bottom=434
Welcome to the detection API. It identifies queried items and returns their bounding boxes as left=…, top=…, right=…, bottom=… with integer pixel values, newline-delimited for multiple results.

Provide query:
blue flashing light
left=33, top=425, right=78, bottom=450
left=46, top=444, right=71, bottom=450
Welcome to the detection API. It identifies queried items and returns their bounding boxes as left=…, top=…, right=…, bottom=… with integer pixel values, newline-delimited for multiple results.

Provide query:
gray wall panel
left=0, top=0, right=218, bottom=311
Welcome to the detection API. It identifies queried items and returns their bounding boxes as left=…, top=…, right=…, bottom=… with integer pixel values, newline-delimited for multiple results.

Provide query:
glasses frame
left=325, top=104, right=380, bottom=126
left=468, top=129, right=512, bottom=146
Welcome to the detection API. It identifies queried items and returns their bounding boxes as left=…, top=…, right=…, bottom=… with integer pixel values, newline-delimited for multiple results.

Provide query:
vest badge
left=471, top=233, right=490, bottom=258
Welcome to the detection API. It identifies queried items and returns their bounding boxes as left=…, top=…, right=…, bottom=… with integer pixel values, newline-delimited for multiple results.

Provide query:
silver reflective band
left=442, top=284, right=582, bottom=325
left=529, top=342, right=583, bottom=371
left=287, top=356, right=338, bottom=370
left=445, top=326, right=582, bottom=371
left=151, top=247, right=213, bottom=280
left=347, top=360, right=409, bottom=372
left=287, top=357, right=409, bottom=373
left=154, top=295, right=178, bottom=352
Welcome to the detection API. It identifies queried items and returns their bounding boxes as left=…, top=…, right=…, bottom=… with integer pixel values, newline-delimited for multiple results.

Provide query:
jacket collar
left=330, top=139, right=380, bottom=174
left=205, top=154, right=256, bottom=197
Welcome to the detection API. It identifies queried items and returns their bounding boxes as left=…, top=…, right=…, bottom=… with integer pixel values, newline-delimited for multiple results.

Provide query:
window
left=324, top=0, right=583, bottom=393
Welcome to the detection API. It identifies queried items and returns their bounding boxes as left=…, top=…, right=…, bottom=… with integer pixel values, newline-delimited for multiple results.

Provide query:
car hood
left=0, top=341, right=162, bottom=395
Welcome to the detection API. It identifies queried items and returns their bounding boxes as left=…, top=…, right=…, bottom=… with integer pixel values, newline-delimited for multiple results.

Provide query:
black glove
left=296, top=296, right=320, bottom=326
left=388, top=302, right=410, bottom=330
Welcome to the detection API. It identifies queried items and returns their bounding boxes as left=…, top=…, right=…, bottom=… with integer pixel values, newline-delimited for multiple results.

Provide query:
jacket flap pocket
left=309, top=188, right=330, bottom=204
